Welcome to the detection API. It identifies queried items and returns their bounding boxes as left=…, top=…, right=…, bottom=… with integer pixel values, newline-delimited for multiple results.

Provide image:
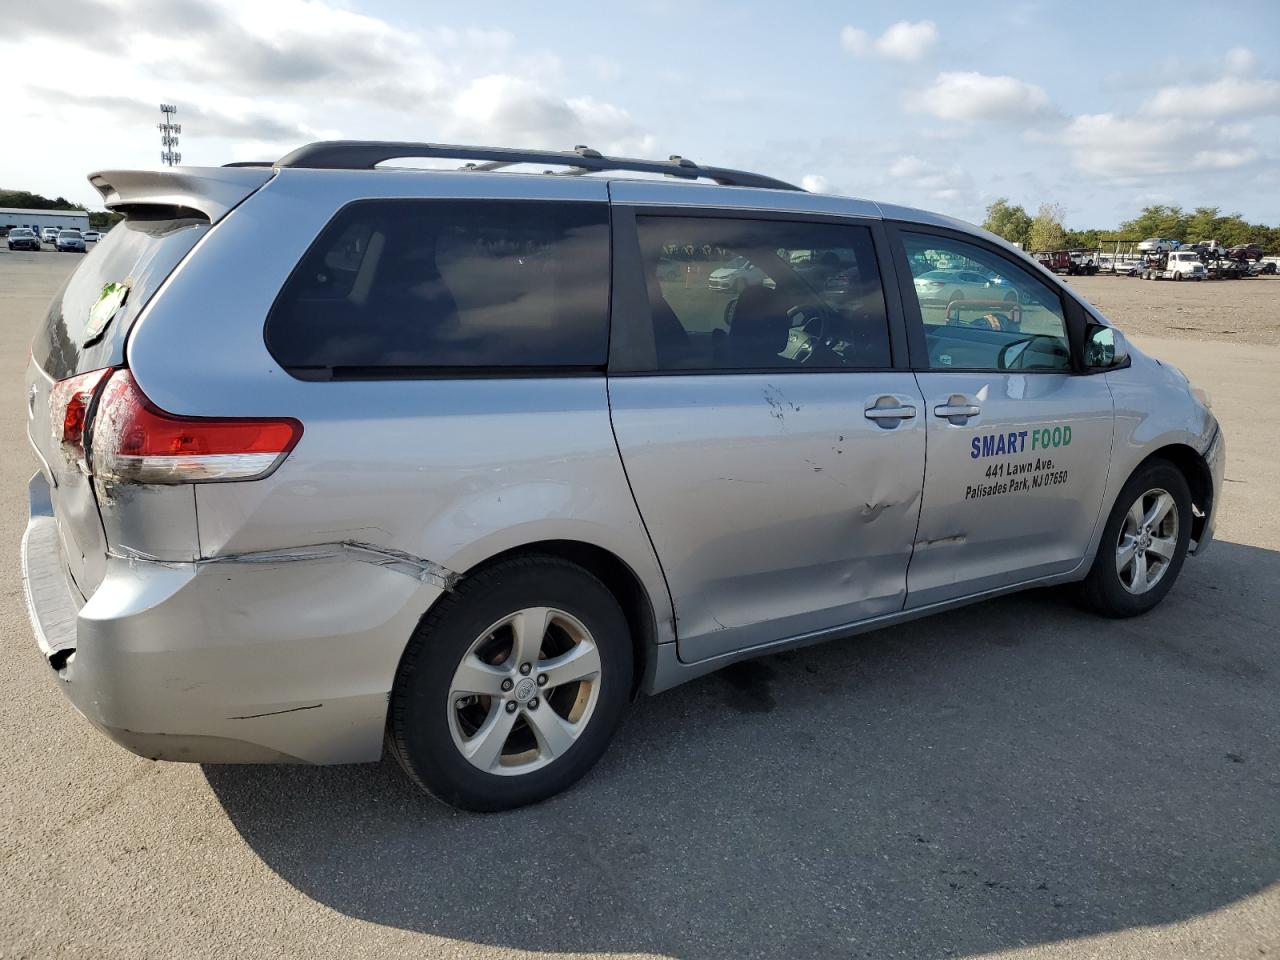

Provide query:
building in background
left=0, top=207, right=91, bottom=235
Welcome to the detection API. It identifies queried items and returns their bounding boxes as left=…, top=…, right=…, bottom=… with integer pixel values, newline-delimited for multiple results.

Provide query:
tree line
left=0, top=190, right=123, bottom=230
left=982, top=199, right=1280, bottom=255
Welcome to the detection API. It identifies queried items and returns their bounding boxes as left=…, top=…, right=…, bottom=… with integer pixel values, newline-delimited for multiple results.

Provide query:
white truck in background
left=1141, top=249, right=1207, bottom=281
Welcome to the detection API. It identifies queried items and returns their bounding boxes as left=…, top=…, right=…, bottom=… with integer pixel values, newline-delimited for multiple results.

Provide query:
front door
left=892, top=228, right=1115, bottom=608
left=608, top=209, right=925, bottom=663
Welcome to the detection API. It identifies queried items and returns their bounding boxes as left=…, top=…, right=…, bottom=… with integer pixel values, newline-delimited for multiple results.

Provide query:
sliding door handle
left=864, top=405, right=917, bottom=421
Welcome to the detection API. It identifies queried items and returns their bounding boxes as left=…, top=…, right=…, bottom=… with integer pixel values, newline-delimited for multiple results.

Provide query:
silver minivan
left=23, top=142, right=1224, bottom=810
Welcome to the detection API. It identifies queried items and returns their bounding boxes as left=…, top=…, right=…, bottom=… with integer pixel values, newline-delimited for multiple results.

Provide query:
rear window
left=264, top=199, right=611, bottom=377
left=33, top=216, right=209, bottom=380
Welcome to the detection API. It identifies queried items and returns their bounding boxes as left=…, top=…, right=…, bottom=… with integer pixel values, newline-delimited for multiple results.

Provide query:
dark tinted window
left=266, top=199, right=610, bottom=375
left=635, top=216, right=891, bottom=371
left=33, top=216, right=209, bottom=380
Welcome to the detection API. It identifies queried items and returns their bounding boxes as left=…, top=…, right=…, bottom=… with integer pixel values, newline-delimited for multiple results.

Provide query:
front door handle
left=933, top=395, right=981, bottom=424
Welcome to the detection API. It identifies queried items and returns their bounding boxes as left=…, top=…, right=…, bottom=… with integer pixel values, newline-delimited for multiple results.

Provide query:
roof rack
left=269, top=140, right=802, bottom=191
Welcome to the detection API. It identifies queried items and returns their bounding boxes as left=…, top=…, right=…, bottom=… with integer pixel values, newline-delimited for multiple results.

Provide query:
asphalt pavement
left=0, top=247, right=1276, bottom=959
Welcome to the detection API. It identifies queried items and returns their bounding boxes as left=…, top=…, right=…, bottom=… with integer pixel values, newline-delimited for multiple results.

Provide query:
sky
left=4, top=0, right=1279, bottom=228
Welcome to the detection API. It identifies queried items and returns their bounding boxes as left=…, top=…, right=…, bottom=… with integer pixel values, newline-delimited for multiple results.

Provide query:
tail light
left=49, top=367, right=113, bottom=466
left=92, top=370, right=302, bottom=483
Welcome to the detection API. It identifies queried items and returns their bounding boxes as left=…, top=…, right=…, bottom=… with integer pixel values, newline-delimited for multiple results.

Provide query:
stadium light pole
left=159, top=104, right=182, bottom=166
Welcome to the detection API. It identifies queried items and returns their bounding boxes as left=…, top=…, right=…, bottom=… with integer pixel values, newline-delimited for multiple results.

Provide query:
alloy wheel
left=447, top=607, right=602, bottom=775
left=1116, top=487, right=1179, bottom=594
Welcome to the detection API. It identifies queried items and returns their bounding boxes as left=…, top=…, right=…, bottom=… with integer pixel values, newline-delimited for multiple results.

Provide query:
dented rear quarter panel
left=123, top=168, right=675, bottom=672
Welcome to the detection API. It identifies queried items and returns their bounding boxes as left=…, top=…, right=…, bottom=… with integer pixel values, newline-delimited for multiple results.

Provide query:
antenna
left=158, top=103, right=182, bottom=166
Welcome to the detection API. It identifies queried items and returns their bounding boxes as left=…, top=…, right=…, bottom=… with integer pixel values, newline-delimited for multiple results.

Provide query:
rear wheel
left=1081, top=460, right=1192, bottom=617
left=389, top=555, right=633, bottom=811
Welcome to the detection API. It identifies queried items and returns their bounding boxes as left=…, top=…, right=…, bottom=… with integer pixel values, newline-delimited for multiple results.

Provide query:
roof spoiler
left=87, top=166, right=275, bottom=223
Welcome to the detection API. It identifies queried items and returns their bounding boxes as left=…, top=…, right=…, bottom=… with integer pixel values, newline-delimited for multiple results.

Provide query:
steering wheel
left=788, top=304, right=841, bottom=364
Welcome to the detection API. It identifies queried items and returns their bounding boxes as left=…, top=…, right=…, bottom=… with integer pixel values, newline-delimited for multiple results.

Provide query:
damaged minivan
left=23, top=142, right=1224, bottom=810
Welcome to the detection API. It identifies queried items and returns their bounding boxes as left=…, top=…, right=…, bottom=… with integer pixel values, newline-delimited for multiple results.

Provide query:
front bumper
left=22, top=471, right=440, bottom=765
left=1191, top=427, right=1226, bottom=556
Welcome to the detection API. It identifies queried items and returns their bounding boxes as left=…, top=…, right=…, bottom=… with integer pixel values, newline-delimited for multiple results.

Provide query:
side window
left=265, top=199, right=610, bottom=374
left=634, top=216, right=891, bottom=371
left=901, top=232, right=1071, bottom=372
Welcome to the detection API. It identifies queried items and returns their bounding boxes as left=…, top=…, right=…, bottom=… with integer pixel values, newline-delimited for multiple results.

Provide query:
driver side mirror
left=1084, top=323, right=1129, bottom=370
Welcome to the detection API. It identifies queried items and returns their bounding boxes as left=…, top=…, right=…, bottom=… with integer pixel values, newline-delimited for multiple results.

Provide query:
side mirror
left=1084, top=323, right=1129, bottom=370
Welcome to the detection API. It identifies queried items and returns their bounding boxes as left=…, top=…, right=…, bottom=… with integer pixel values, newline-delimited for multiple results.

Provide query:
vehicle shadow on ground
left=205, top=539, right=1279, bottom=959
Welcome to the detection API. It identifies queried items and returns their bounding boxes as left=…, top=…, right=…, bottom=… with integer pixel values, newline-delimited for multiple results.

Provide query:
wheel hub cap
left=513, top=677, right=538, bottom=702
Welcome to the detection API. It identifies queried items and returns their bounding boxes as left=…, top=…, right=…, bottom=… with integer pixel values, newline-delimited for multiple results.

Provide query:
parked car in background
left=40, top=227, right=61, bottom=244
left=707, top=255, right=768, bottom=292
left=1228, top=243, right=1263, bottom=262
left=82, top=231, right=101, bottom=243
left=7, top=228, right=41, bottom=251
left=54, top=230, right=86, bottom=253
left=21, top=142, right=1224, bottom=812
left=1186, top=240, right=1225, bottom=257
left=913, top=267, right=1021, bottom=306
left=1137, top=237, right=1177, bottom=253
left=1249, top=260, right=1276, bottom=275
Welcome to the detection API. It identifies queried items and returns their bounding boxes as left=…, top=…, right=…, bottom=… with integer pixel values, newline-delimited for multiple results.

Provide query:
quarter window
left=265, top=200, right=611, bottom=375
left=901, top=232, right=1071, bottom=372
left=634, top=216, right=892, bottom=371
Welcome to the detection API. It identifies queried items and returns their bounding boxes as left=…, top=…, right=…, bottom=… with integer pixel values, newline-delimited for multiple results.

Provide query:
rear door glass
left=265, top=199, right=611, bottom=376
left=33, top=217, right=209, bottom=380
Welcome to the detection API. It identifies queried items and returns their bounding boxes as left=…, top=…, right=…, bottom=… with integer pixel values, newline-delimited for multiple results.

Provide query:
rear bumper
left=22, top=471, right=440, bottom=765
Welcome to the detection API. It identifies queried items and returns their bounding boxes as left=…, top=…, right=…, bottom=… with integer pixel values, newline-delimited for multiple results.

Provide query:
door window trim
left=607, top=204, right=911, bottom=375
left=884, top=220, right=1091, bottom=374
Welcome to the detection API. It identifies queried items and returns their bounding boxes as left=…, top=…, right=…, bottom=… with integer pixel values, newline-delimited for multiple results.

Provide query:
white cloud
left=887, top=154, right=973, bottom=203
left=1055, top=113, right=1260, bottom=177
left=906, top=72, right=1053, bottom=122
left=1224, top=47, right=1256, bottom=75
left=800, top=174, right=830, bottom=193
left=840, top=27, right=871, bottom=56
left=0, top=0, right=654, bottom=170
left=841, top=20, right=938, bottom=62
left=1145, top=76, right=1280, bottom=118
left=438, top=76, right=651, bottom=156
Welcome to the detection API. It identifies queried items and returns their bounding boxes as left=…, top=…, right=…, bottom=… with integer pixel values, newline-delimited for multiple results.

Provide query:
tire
left=389, top=555, right=633, bottom=811
left=1173, top=272, right=1182, bottom=281
left=1080, top=459, right=1192, bottom=618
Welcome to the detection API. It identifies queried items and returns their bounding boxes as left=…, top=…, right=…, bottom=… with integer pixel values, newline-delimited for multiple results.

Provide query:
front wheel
left=389, top=555, right=633, bottom=811
left=1080, top=460, right=1192, bottom=617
